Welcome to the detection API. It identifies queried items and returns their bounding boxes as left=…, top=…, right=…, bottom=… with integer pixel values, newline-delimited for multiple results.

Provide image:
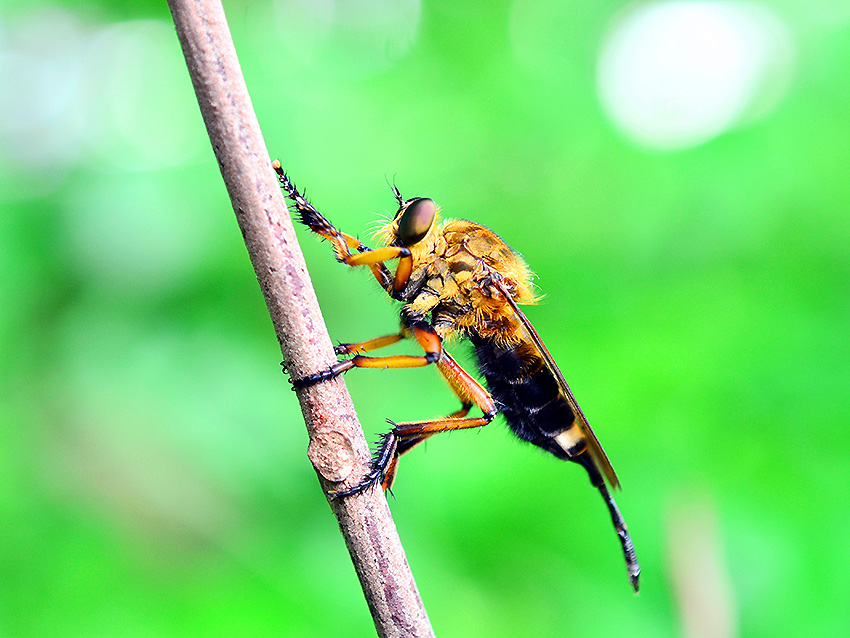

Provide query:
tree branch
left=166, top=1, right=434, bottom=635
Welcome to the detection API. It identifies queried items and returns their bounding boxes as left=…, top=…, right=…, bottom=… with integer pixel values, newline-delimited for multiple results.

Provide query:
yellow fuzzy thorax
left=374, top=206, right=539, bottom=344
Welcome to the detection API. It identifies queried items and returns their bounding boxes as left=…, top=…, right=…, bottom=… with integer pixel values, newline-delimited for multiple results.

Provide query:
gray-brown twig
left=166, top=0, right=434, bottom=635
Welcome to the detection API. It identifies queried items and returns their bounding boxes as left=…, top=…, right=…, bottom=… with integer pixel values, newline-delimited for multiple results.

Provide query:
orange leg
left=394, top=403, right=471, bottom=456
left=379, top=403, right=474, bottom=490
left=326, top=245, right=412, bottom=295
left=273, top=160, right=412, bottom=293
left=331, top=352, right=498, bottom=498
left=291, top=323, right=442, bottom=388
left=334, top=333, right=404, bottom=355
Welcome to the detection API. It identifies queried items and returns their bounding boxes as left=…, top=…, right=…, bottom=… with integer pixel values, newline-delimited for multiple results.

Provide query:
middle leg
left=291, top=322, right=442, bottom=388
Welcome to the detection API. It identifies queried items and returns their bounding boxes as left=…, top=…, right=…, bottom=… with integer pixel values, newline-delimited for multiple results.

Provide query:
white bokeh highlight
left=597, top=1, right=794, bottom=150
left=0, top=10, right=207, bottom=173
left=271, top=0, right=422, bottom=79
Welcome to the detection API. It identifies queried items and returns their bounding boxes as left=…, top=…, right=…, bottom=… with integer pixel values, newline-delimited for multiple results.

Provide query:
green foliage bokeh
left=1, top=1, right=848, bottom=636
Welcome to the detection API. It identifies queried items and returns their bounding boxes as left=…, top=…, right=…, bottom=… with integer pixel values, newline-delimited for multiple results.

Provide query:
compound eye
left=397, top=197, right=436, bottom=246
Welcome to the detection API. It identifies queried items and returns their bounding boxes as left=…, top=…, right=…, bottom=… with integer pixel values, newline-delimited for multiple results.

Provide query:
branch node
left=308, top=429, right=358, bottom=483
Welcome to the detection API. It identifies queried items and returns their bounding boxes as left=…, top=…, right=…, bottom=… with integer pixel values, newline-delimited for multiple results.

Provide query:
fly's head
left=375, top=186, right=441, bottom=253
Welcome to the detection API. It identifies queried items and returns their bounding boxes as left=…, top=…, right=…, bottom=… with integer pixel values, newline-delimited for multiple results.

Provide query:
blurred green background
left=2, top=0, right=848, bottom=636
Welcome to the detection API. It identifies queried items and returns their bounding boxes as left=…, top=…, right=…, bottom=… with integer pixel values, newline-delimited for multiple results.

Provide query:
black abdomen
left=470, top=333, right=577, bottom=461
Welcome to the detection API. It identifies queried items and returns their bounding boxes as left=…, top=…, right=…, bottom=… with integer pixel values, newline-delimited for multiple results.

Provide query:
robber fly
left=273, top=160, right=640, bottom=591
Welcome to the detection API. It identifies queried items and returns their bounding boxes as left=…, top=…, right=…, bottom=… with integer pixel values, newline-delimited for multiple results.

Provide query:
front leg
left=273, top=160, right=414, bottom=291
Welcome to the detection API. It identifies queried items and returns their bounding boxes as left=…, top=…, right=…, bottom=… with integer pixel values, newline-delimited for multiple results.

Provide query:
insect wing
left=497, top=282, right=621, bottom=489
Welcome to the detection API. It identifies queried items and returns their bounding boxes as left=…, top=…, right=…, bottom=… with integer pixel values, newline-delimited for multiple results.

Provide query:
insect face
left=395, top=197, right=436, bottom=247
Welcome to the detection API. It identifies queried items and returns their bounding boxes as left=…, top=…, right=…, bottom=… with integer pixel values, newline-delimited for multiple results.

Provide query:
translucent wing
left=497, top=281, right=621, bottom=489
